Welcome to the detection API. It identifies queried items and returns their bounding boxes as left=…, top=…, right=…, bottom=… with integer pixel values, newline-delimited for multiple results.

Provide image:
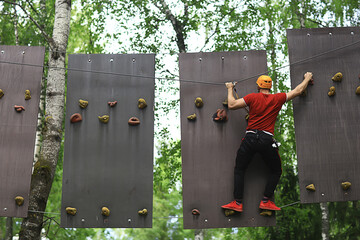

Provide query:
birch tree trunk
left=5, top=217, right=13, bottom=240
left=195, top=229, right=204, bottom=240
left=19, top=0, right=72, bottom=239
left=320, top=202, right=330, bottom=240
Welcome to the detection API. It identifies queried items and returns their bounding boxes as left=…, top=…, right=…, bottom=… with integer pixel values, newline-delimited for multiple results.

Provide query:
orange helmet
left=256, top=75, right=272, bottom=89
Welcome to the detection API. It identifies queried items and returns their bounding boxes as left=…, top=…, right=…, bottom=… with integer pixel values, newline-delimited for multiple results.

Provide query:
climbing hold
left=70, top=113, right=82, bottom=123
left=98, top=115, right=110, bottom=123
left=14, top=196, right=24, bottom=206
left=356, top=86, right=360, bottom=95
left=138, top=98, right=147, bottom=109
left=108, top=101, right=117, bottom=107
left=195, top=97, right=204, bottom=108
left=212, top=109, right=228, bottom=122
left=224, top=209, right=235, bottom=217
left=222, top=99, right=228, bottom=107
left=245, top=114, right=249, bottom=121
left=66, top=207, right=77, bottom=216
left=328, top=86, right=336, bottom=97
left=332, top=72, right=343, bottom=82
left=192, top=209, right=200, bottom=215
left=138, top=209, right=148, bottom=216
left=101, top=207, right=110, bottom=217
left=0, top=89, right=4, bottom=99
left=341, top=182, right=351, bottom=190
left=306, top=184, right=316, bottom=191
left=128, top=117, right=140, bottom=126
left=25, top=90, right=31, bottom=100
left=14, top=105, right=25, bottom=112
left=309, top=77, right=314, bottom=85
left=79, top=99, right=88, bottom=109
left=260, top=210, right=272, bottom=216
left=187, top=113, right=196, bottom=121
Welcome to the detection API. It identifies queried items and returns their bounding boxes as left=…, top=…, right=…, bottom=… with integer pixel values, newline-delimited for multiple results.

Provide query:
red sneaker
left=221, top=200, right=243, bottom=212
left=259, top=200, right=281, bottom=211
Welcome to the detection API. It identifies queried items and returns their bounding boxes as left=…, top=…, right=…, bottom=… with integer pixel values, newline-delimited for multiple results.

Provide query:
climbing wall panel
left=0, top=45, right=45, bottom=217
left=61, top=54, right=154, bottom=228
left=180, top=51, right=276, bottom=229
left=287, top=27, right=360, bottom=203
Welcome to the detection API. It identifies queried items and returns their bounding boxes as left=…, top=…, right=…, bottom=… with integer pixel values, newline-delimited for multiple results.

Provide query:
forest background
left=0, top=0, right=360, bottom=239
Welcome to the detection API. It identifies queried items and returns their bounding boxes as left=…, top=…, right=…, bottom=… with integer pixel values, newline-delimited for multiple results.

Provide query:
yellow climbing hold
left=187, top=113, right=196, bottom=121
left=332, top=72, right=343, bottom=82
left=195, top=97, right=204, bottom=108
left=341, top=182, right=351, bottom=190
left=356, top=86, right=360, bottom=95
left=306, top=184, right=316, bottom=191
left=0, top=89, right=4, bottom=99
left=15, top=196, right=24, bottom=206
left=138, top=209, right=148, bottom=216
left=138, top=98, right=147, bottom=109
left=66, top=207, right=77, bottom=216
left=245, top=114, right=249, bottom=121
left=79, top=99, right=89, bottom=109
left=98, top=115, right=109, bottom=123
left=225, top=209, right=235, bottom=217
left=222, top=99, right=228, bottom=107
left=328, top=86, right=336, bottom=97
left=260, top=210, right=272, bottom=216
left=25, top=90, right=31, bottom=100
left=102, top=207, right=110, bottom=217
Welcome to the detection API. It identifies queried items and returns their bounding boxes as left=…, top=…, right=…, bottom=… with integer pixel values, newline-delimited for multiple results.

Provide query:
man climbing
left=221, top=72, right=313, bottom=212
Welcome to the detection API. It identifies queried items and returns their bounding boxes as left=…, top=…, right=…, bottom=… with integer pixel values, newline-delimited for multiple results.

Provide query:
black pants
left=234, top=130, right=282, bottom=200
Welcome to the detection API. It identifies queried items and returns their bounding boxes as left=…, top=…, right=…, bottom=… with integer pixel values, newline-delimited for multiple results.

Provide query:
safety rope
left=0, top=37, right=359, bottom=86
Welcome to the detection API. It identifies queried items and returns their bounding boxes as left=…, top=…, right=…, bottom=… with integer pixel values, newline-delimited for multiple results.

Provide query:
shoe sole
left=259, top=206, right=281, bottom=211
left=221, top=206, right=243, bottom=212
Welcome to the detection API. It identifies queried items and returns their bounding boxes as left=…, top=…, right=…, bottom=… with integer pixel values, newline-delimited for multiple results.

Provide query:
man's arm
left=286, top=72, right=313, bottom=101
left=225, top=82, right=247, bottom=109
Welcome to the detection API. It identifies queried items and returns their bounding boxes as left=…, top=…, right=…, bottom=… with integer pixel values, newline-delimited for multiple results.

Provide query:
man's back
left=244, top=92, right=287, bottom=134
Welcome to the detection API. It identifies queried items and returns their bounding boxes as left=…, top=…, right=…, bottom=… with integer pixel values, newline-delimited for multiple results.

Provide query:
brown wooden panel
left=287, top=27, right=360, bottom=203
left=180, top=51, right=276, bottom=229
left=61, top=54, right=154, bottom=228
left=0, top=45, right=45, bottom=217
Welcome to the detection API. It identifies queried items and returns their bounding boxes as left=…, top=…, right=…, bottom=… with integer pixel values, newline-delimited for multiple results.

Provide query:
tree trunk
left=320, top=202, right=330, bottom=240
left=5, top=217, right=13, bottom=240
left=19, top=1, right=72, bottom=239
left=195, top=229, right=205, bottom=240
left=155, top=0, right=187, bottom=53
left=12, top=1, right=19, bottom=45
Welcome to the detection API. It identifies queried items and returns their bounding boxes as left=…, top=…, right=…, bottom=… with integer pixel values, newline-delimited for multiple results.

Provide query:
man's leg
left=234, top=135, right=256, bottom=200
left=260, top=144, right=282, bottom=198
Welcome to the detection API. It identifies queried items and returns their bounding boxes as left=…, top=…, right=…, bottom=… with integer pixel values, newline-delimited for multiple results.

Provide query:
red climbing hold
left=14, top=105, right=25, bottom=112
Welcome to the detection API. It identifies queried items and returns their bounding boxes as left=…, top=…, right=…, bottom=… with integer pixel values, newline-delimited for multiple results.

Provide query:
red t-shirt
left=243, top=92, right=287, bottom=134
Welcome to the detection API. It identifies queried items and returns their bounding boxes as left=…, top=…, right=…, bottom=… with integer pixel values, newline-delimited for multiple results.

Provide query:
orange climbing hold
left=128, top=117, right=140, bottom=126
left=70, top=113, right=82, bottom=123
left=212, top=109, right=228, bottom=122
left=14, top=105, right=25, bottom=112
